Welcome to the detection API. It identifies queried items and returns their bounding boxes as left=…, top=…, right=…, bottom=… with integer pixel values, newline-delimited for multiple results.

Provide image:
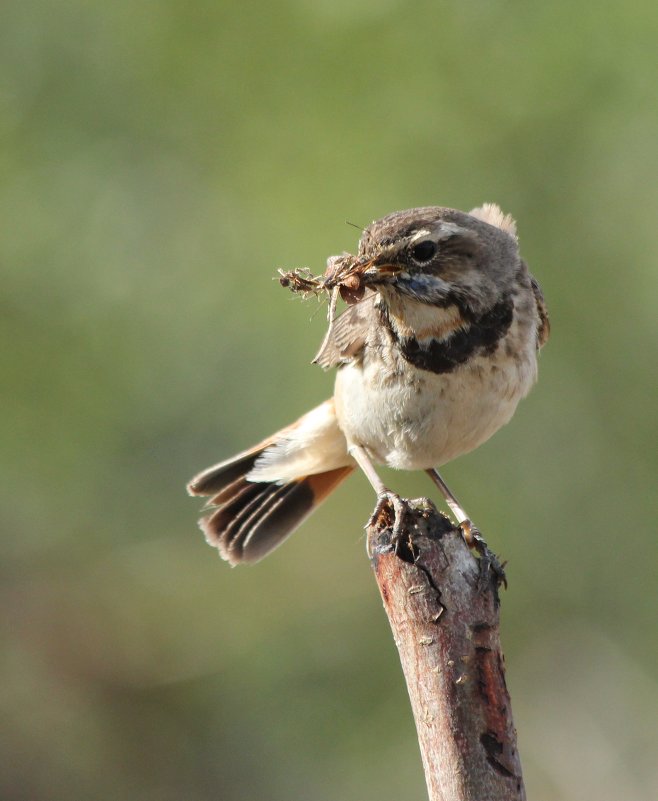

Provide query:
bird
left=187, top=203, right=550, bottom=566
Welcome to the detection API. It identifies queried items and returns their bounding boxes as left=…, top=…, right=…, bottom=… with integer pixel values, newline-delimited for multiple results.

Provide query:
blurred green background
left=2, top=1, right=657, bottom=799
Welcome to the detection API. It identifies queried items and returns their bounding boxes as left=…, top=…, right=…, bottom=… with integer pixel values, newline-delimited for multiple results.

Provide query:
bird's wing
left=313, top=290, right=377, bottom=369
left=530, top=275, right=550, bottom=349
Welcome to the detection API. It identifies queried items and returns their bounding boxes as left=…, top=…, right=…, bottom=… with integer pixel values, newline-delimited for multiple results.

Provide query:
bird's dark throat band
left=381, top=296, right=514, bottom=375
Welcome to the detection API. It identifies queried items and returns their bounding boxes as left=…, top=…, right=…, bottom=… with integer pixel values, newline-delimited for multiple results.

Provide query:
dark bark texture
left=367, top=498, right=525, bottom=801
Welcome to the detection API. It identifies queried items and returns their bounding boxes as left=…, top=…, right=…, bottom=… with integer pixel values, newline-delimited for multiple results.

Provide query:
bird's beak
left=361, top=256, right=404, bottom=283
left=373, top=263, right=401, bottom=278
left=321, top=251, right=404, bottom=298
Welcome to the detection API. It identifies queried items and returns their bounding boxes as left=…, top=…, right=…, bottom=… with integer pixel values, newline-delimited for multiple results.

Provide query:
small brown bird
left=187, top=204, right=549, bottom=565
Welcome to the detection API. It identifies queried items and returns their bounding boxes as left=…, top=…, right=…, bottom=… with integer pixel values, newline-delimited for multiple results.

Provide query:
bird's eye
left=410, top=240, right=437, bottom=263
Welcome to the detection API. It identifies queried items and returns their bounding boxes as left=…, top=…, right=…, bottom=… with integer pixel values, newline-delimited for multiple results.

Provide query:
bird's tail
left=187, top=400, right=354, bottom=564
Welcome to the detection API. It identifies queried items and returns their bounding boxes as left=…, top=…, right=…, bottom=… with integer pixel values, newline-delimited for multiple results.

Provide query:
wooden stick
left=367, top=498, right=526, bottom=801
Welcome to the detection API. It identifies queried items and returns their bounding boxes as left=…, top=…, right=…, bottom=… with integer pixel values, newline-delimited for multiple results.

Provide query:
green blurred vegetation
left=2, top=1, right=657, bottom=799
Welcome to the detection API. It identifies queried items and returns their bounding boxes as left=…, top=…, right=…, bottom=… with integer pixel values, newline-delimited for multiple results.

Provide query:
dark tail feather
left=186, top=443, right=267, bottom=497
left=188, top=450, right=353, bottom=564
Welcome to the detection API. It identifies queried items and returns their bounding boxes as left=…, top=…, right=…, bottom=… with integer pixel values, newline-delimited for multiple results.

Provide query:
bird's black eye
left=410, top=240, right=437, bottom=263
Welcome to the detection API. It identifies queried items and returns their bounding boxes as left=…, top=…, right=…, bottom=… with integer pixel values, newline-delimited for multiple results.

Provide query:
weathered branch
left=367, top=498, right=525, bottom=801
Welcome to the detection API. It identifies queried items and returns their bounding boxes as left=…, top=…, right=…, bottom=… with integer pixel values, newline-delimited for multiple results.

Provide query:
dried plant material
left=278, top=252, right=370, bottom=306
left=337, top=273, right=365, bottom=305
left=277, top=267, right=324, bottom=295
left=323, top=253, right=358, bottom=284
left=313, top=285, right=341, bottom=364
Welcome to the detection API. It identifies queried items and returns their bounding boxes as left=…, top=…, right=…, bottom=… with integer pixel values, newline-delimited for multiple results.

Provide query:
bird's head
left=356, top=204, right=522, bottom=317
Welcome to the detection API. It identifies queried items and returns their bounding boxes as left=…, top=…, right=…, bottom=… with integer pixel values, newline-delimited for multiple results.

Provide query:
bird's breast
left=334, top=310, right=538, bottom=470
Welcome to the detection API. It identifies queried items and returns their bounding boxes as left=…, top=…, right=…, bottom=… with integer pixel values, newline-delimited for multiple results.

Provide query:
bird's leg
left=348, top=444, right=410, bottom=553
left=426, top=468, right=506, bottom=588
left=425, top=468, right=471, bottom=533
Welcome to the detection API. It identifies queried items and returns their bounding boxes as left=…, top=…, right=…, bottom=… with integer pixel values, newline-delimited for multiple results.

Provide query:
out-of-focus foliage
left=2, top=1, right=656, bottom=799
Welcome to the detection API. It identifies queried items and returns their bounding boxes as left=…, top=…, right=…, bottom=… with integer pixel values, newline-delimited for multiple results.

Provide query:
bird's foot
left=459, top=519, right=507, bottom=591
left=368, top=491, right=415, bottom=559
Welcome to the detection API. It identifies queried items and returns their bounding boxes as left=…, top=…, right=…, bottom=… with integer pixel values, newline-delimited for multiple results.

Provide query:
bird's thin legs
left=348, top=444, right=388, bottom=496
left=425, top=468, right=470, bottom=531
left=346, top=454, right=504, bottom=585
left=348, top=444, right=409, bottom=550
left=426, top=467, right=506, bottom=588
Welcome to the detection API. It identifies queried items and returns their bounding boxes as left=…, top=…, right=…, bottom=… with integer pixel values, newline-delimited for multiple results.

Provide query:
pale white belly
left=334, top=350, right=537, bottom=470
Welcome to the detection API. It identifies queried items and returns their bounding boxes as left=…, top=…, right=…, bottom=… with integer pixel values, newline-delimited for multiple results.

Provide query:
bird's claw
left=459, top=519, right=507, bottom=591
left=368, top=491, right=414, bottom=558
